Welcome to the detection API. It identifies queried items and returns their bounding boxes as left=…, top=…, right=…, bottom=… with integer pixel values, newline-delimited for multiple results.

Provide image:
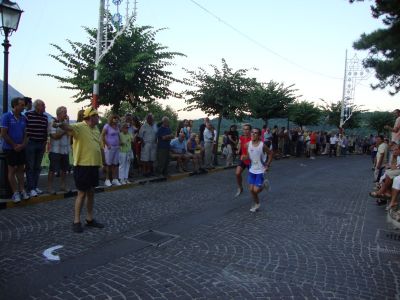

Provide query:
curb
left=0, top=165, right=236, bottom=210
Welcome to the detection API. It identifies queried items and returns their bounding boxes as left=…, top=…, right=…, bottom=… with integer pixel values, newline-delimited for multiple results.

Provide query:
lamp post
left=0, top=0, right=22, bottom=113
left=0, top=0, right=22, bottom=200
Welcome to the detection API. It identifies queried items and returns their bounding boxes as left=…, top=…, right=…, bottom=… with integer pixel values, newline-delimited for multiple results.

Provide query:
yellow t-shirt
left=70, top=122, right=102, bottom=166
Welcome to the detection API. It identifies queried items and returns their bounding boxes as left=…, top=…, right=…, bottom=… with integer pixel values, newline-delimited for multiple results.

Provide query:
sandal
left=369, top=191, right=382, bottom=198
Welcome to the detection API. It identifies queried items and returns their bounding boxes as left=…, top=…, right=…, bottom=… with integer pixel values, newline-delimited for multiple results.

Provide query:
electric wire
left=188, top=0, right=343, bottom=80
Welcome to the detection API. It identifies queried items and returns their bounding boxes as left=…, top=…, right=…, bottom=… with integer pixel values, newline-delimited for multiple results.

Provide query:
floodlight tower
left=92, top=0, right=138, bottom=108
left=339, top=50, right=369, bottom=128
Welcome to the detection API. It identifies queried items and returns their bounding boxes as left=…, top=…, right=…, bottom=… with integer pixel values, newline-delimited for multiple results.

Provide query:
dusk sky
left=4, top=0, right=399, bottom=119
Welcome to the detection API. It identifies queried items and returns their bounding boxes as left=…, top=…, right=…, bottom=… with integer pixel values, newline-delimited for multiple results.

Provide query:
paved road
left=1, top=155, right=400, bottom=299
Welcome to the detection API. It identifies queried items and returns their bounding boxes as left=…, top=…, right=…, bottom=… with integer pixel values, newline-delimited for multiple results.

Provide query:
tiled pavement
left=1, top=155, right=400, bottom=299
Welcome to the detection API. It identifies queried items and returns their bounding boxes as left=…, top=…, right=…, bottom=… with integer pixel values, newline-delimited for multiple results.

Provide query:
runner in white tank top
left=249, top=141, right=266, bottom=174
left=245, top=128, right=273, bottom=212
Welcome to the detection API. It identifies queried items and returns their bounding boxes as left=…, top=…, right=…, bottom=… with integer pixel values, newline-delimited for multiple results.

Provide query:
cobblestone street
left=1, top=155, right=400, bottom=299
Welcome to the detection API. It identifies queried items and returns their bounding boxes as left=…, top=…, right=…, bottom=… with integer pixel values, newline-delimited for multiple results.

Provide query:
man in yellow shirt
left=58, top=107, right=104, bottom=233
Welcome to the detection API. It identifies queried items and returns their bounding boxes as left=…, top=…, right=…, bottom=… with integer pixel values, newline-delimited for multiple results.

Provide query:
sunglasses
left=251, top=131, right=259, bottom=135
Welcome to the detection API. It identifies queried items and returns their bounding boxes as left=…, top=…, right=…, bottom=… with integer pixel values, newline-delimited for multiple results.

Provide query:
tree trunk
left=213, top=114, right=223, bottom=166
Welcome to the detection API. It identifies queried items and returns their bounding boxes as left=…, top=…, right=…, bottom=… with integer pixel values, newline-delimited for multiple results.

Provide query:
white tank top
left=248, top=141, right=266, bottom=174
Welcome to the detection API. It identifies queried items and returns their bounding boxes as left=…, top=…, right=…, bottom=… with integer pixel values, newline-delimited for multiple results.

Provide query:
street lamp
left=0, top=0, right=23, bottom=114
left=0, top=0, right=22, bottom=201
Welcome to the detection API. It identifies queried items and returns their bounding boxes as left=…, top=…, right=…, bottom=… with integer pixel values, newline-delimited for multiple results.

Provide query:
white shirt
left=203, top=128, right=214, bottom=143
left=330, top=136, right=338, bottom=145
left=139, top=122, right=158, bottom=144
left=248, top=141, right=266, bottom=174
left=49, top=121, right=70, bottom=154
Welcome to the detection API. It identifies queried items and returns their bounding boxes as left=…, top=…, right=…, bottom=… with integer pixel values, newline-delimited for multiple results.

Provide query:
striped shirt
left=25, top=110, right=48, bottom=142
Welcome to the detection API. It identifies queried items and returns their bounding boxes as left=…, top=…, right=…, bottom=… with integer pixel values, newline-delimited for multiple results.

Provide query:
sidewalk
left=0, top=155, right=234, bottom=209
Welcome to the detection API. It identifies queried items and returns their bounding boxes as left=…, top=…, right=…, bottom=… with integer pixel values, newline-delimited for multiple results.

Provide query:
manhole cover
left=126, top=230, right=178, bottom=246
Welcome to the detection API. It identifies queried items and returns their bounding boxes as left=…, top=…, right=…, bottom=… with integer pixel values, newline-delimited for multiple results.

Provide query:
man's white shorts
left=392, top=175, right=400, bottom=190
left=141, top=142, right=156, bottom=162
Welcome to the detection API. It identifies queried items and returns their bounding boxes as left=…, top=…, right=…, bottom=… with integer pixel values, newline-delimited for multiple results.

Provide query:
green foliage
left=184, top=58, right=257, bottom=120
left=104, top=101, right=178, bottom=130
left=248, top=81, right=297, bottom=125
left=39, top=23, right=185, bottom=110
left=288, top=101, right=321, bottom=129
left=351, top=0, right=400, bottom=95
left=366, top=110, right=395, bottom=134
left=320, top=100, right=364, bottom=129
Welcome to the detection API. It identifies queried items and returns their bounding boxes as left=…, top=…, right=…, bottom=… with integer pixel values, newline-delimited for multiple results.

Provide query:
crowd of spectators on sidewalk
left=2, top=96, right=398, bottom=215
left=0, top=98, right=223, bottom=204
left=368, top=109, right=400, bottom=225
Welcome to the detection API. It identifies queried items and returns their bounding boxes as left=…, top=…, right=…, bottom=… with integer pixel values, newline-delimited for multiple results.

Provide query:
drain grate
left=127, top=230, right=178, bottom=246
left=376, top=229, right=400, bottom=243
left=386, top=232, right=400, bottom=241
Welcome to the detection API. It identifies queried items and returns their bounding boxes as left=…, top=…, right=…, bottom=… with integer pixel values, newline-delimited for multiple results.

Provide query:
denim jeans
left=25, top=140, right=46, bottom=191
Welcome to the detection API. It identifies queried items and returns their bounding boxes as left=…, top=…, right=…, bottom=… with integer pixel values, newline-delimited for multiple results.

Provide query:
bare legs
left=73, top=189, right=95, bottom=224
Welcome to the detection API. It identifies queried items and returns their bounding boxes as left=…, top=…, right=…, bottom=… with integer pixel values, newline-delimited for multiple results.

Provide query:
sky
left=3, top=0, right=399, bottom=120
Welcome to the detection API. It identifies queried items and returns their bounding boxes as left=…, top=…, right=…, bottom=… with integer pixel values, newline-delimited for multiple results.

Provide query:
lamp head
left=0, top=0, right=23, bottom=34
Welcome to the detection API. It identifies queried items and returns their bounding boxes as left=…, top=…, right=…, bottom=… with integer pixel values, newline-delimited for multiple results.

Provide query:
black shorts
left=49, top=152, right=69, bottom=172
left=3, top=149, right=25, bottom=166
left=73, top=166, right=99, bottom=191
left=238, top=160, right=249, bottom=169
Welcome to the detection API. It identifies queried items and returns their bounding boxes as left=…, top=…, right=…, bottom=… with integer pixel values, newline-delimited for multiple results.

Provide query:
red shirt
left=240, top=135, right=252, bottom=165
left=310, top=133, right=317, bottom=145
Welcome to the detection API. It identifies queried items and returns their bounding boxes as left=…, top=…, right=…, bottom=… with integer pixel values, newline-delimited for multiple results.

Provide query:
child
left=119, top=122, right=133, bottom=184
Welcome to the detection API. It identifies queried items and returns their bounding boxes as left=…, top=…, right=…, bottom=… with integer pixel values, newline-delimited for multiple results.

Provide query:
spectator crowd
left=2, top=97, right=400, bottom=227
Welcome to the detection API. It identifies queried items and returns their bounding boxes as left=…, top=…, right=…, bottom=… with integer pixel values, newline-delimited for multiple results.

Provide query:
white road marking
left=43, top=245, right=63, bottom=261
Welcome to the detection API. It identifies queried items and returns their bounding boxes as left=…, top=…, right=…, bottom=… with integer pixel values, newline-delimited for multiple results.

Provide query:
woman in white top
left=243, top=128, right=273, bottom=212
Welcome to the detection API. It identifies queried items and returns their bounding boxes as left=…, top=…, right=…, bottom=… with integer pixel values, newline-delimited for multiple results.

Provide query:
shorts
left=238, top=160, right=250, bottom=169
left=386, top=169, right=400, bottom=179
left=310, top=144, right=316, bottom=150
left=104, top=147, right=119, bottom=165
left=141, top=142, right=156, bottom=162
left=3, top=149, right=25, bottom=166
left=392, top=175, right=400, bottom=190
left=49, top=152, right=69, bottom=172
left=73, top=166, right=99, bottom=191
left=248, top=172, right=264, bottom=188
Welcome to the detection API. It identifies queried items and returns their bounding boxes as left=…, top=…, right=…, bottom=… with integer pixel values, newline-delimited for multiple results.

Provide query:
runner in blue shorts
left=244, top=128, right=273, bottom=212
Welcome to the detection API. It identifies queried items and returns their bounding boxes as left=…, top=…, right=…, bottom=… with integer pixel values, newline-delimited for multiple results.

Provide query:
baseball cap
left=83, top=107, right=99, bottom=119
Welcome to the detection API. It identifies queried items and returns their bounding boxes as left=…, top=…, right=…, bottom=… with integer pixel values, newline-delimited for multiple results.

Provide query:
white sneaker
left=234, top=187, right=243, bottom=198
left=12, top=192, right=21, bottom=203
left=30, top=189, right=38, bottom=197
left=249, top=204, right=255, bottom=212
left=112, top=179, right=121, bottom=186
left=125, top=179, right=131, bottom=184
left=21, top=190, right=30, bottom=200
left=35, top=188, right=44, bottom=194
left=250, top=203, right=260, bottom=213
left=104, top=179, right=112, bottom=187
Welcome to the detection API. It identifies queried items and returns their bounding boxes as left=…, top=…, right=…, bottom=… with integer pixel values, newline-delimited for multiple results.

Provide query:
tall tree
left=320, top=100, right=364, bottom=129
left=39, top=23, right=184, bottom=111
left=367, top=110, right=394, bottom=134
left=288, top=101, right=321, bottom=130
left=184, top=59, right=257, bottom=164
left=248, top=81, right=298, bottom=127
left=351, top=0, right=400, bottom=95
